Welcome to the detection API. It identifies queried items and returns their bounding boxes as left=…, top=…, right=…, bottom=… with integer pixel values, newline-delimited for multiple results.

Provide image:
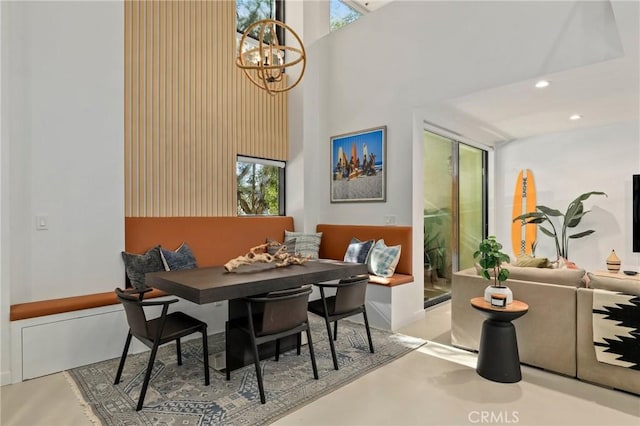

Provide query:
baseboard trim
left=1, top=370, right=11, bottom=386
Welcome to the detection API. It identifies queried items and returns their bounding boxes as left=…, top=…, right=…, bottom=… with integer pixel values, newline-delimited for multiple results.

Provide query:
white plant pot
left=484, top=285, right=513, bottom=305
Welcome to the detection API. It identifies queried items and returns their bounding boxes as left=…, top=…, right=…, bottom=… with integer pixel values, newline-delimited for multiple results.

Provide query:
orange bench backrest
left=316, top=224, right=412, bottom=276
left=125, top=216, right=295, bottom=267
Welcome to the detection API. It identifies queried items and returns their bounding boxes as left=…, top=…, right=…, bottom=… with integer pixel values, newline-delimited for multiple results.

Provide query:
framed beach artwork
left=330, top=125, right=386, bottom=203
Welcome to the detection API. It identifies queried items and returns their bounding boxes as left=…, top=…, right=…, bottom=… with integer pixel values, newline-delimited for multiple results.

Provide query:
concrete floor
left=2, top=301, right=638, bottom=426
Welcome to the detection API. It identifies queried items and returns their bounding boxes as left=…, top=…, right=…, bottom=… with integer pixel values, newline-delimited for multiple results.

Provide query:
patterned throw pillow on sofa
left=367, top=239, right=401, bottom=278
left=284, top=231, right=322, bottom=259
left=343, top=237, right=375, bottom=264
left=514, top=254, right=550, bottom=268
left=160, top=242, right=198, bottom=271
left=121, top=245, right=164, bottom=289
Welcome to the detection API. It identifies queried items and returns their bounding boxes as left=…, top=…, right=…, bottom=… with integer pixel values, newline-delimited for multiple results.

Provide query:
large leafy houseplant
left=474, top=236, right=510, bottom=287
left=512, top=191, right=606, bottom=260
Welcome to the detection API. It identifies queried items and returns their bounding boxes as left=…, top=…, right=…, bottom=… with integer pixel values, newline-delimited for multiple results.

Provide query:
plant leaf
left=566, top=202, right=584, bottom=227
left=537, top=205, right=563, bottom=216
left=569, top=229, right=595, bottom=239
left=576, top=191, right=607, bottom=202
left=525, top=217, right=548, bottom=225
left=567, top=209, right=591, bottom=228
left=512, top=212, right=545, bottom=222
left=539, top=226, right=556, bottom=238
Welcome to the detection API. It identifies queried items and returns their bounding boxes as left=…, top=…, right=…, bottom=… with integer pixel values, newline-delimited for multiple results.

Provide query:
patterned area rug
left=67, top=316, right=425, bottom=425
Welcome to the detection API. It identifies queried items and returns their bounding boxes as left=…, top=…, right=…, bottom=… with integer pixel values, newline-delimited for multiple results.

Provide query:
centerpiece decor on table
left=474, top=236, right=512, bottom=306
left=224, top=242, right=310, bottom=272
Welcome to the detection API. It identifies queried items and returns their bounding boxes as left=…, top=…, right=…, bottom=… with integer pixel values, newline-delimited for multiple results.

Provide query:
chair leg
left=333, top=321, right=338, bottom=341
left=136, top=342, right=160, bottom=411
left=114, top=331, right=133, bottom=385
left=324, top=317, right=339, bottom=370
left=362, top=308, right=375, bottom=353
left=225, top=322, right=231, bottom=381
left=176, top=339, right=182, bottom=366
left=297, top=332, right=302, bottom=355
left=275, top=339, right=280, bottom=362
left=202, top=326, right=210, bottom=386
left=305, top=326, right=319, bottom=380
left=249, top=333, right=266, bottom=404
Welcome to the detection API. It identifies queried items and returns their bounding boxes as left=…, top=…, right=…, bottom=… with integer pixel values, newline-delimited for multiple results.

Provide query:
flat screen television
left=634, top=174, right=640, bottom=252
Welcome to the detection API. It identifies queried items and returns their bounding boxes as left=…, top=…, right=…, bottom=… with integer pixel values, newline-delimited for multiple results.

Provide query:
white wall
left=5, top=1, right=124, bottom=303
left=304, top=0, right=622, bottom=227
left=300, top=0, right=634, bottom=329
left=494, top=121, right=640, bottom=272
left=1, top=1, right=124, bottom=383
left=1, top=0, right=9, bottom=386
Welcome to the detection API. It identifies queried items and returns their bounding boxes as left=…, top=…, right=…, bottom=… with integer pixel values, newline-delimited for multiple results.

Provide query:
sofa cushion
left=505, top=264, right=586, bottom=287
left=343, top=237, right=374, bottom=264
left=160, top=243, right=198, bottom=271
left=121, top=246, right=165, bottom=289
left=514, top=254, right=550, bottom=268
left=285, top=231, right=322, bottom=259
left=367, top=239, right=401, bottom=278
left=587, top=272, right=640, bottom=296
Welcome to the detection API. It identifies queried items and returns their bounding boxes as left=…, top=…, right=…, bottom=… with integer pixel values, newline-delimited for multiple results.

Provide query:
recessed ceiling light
left=535, top=80, right=550, bottom=88
left=569, top=114, right=582, bottom=120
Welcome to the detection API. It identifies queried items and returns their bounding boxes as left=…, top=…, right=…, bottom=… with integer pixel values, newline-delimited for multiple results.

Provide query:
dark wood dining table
left=146, top=259, right=368, bottom=372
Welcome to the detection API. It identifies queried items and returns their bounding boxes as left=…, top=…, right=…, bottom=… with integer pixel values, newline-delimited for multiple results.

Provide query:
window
left=236, top=0, right=284, bottom=42
left=236, top=156, right=285, bottom=216
left=330, top=0, right=364, bottom=31
left=423, top=129, right=487, bottom=307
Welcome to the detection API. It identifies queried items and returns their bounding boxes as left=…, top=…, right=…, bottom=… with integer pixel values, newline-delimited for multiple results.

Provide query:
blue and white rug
left=67, top=316, right=425, bottom=425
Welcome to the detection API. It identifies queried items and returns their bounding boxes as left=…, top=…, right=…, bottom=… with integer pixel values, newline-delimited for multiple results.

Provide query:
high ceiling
left=354, top=0, right=640, bottom=147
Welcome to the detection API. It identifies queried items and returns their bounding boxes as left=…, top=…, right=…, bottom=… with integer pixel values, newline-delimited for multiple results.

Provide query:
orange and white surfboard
left=511, top=169, right=537, bottom=256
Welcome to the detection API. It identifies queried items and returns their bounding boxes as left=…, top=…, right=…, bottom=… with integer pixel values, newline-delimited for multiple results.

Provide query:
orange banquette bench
left=10, top=216, right=295, bottom=321
left=317, top=224, right=413, bottom=286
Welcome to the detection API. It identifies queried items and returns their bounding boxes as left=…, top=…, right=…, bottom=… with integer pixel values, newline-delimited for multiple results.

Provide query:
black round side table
left=470, top=297, right=529, bottom=383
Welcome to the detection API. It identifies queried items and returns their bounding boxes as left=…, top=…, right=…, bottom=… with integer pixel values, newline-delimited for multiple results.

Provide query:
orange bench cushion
left=10, top=288, right=166, bottom=321
left=316, top=224, right=413, bottom=285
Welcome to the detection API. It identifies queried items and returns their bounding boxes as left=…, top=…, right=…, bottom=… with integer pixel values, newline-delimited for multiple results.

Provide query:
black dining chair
left=114, top=287, right=210, bottom=411
left=226, top=284, right=318, bottom=404
left=307, top=275, right=374, bottom=370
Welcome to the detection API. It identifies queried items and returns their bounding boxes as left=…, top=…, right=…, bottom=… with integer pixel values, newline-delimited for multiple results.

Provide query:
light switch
left=36, top=215, right=48, bottom=230
left=384, top=215, right=397, bottom=225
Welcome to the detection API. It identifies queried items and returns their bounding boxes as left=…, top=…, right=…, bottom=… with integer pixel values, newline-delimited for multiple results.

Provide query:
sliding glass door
left=423, top=130, right=486, bottom=306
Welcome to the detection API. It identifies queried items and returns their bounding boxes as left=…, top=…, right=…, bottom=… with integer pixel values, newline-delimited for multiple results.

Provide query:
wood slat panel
left=124, top=0, right=288, bottom=217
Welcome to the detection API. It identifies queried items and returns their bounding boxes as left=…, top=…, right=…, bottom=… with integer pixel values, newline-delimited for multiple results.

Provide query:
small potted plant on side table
left=474, top=236, right=512, bottom=306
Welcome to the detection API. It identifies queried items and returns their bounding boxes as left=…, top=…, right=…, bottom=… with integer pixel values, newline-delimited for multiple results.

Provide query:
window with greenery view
left=330, top=0, right=363, bottom=31
left=237, top=156, right=285, bottom=216
left=237, top=0, right=283, bottom=43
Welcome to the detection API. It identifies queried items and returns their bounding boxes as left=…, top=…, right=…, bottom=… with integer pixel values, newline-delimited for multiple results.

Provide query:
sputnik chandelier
left=236, top=19, right=306, bottom=95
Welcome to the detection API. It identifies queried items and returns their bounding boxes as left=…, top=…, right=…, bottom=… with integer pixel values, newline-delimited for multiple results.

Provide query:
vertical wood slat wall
left=125, top=0, right=288, bottom=217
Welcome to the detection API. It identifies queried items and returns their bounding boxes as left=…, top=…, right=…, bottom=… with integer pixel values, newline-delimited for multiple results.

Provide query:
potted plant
left=474, top=236, right=512, bottom=305
left=424, top=229, right=446, bottom=283
left=424, top=208, right=448, bottom=282
left=513, top=191, right=606, bottom=261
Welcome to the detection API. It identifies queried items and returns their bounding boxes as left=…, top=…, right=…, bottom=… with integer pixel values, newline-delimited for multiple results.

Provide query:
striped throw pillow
left=285, top=231, right=323, bottom=259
